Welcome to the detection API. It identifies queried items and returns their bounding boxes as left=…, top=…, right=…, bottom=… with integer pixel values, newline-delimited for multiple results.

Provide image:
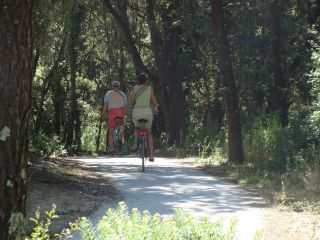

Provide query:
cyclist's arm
left=150, top=87, right=158, bottom=112
left=127, top=89, right=135, bottom=113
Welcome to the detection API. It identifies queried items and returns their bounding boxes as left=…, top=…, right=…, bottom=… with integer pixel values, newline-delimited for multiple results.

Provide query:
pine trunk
left=0, top=1, right=34, bottom=239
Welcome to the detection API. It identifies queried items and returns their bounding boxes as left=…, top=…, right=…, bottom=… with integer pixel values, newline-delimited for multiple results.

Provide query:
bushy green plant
left=25, top=204, right=78, bottom=240
left=79, top=202, right=238, bottom=240
left=302, top=162, right=320, bottom=193
left=243, top=117, right=295, bottom=172
left=30, top=132, right=66, bottom=157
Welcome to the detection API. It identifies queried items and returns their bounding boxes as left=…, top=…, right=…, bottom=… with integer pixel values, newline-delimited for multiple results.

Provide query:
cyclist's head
left=112, top=80, right=120, bottom=89
left=137, top=72, right=148, bottom=85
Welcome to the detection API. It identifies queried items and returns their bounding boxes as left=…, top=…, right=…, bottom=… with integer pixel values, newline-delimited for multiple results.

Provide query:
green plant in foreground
left=25, top=204, right=78, bottom=240
left=80, top=202, right=239, bottom=240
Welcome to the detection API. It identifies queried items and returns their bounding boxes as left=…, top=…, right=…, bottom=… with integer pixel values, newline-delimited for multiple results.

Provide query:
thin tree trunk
left=96, top=101, right=104, bottom=153
left=34, top=36, right=66, bottom=133
left=0, top=1, right=34, bottom=239
left=211, top=0, right=244, bottom=164
left=52, top=75, right=64, bottom=137
left=103, top=0, right=148, bottom=75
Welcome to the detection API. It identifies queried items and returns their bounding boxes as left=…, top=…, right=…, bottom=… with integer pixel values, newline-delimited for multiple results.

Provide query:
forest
left=0, top=0, right=320, bottom=239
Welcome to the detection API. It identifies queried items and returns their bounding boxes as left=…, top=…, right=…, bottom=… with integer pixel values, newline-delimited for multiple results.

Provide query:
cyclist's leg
left=147, top=129, right=154, bottom=160
left=108, top=109, right=117, bottom=152
left=108, top=128, right=115, bottom=151
left=132, top=109, right=140, bottom=150
left=144, top=109, right=154, bottom=161
left=119, top=110, right=125, bottom=144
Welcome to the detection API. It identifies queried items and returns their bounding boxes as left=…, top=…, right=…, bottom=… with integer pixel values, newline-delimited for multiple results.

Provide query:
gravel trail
left=72, top=156, right=267, bottom=240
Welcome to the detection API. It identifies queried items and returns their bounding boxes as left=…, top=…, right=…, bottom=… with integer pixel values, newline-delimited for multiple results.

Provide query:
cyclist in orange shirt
left=103, top=81, right=127, bottom=153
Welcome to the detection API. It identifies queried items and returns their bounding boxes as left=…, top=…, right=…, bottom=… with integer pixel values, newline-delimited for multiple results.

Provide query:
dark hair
left=138, top=72, right=148, bottom=84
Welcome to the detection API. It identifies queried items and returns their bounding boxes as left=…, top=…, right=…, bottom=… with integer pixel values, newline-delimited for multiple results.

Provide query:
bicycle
left=113, top=117, right=124, bottom=156
left=137, top=119, right=148, bottom=172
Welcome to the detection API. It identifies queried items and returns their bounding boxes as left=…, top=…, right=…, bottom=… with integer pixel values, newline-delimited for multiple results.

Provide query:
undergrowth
left=79, top=202, right=239, bottom=240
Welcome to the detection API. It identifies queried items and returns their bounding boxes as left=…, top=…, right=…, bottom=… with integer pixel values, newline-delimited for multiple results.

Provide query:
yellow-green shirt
left=134, top=85, right=151, bottom=108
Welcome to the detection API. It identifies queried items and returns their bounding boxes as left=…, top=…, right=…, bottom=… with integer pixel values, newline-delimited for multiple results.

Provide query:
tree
left=145, top=0, right=186, bottom=145
left=103, top=0, right=186, bottom=145
left=211, top=0, right=245, bottom=164
left=66, top=4, right=85, bottom=152
left=266, top=0, right=290, bottom=126
left=0, top=0, right=34, bottom=239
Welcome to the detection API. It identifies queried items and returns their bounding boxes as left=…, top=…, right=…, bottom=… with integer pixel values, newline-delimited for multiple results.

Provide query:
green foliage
left=9, top=212, right=26, bottom=240
left=25, top=204, right=78, bottom=240
left=243, top=117, right=295, bottom=172
left=193, top=140, right=227, bottom=166
left=80, top=100, right=101, bottom=153
left=80, top=202, right=238, bottom=240
left=30, top=132, right=66, bottom=157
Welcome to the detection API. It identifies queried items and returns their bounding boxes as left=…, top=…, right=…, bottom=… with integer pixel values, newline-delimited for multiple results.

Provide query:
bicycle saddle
left=114, top=116, right=123, bottom=120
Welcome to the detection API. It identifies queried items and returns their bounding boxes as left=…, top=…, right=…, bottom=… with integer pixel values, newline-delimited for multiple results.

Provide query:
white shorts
left=132, top=108, right=153, bottom=129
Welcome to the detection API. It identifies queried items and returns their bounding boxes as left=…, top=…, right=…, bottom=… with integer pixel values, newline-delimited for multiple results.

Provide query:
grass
left=189, top=149, right=320, bottom=213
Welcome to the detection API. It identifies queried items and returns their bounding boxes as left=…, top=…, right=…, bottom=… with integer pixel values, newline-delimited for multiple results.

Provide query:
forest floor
left=183, top=158, right=320, bottom=240
left=27, top=156, right=319, bottom=239
left=26, top=157, right=122, bottom=234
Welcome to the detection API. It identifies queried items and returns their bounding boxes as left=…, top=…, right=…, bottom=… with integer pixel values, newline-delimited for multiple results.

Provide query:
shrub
left=30, top=132, right=66, bottom=157
left=243, top=117, right=295, bottom=172
left=302, top=162, right=320, bottom=193
left=25, top=204, right=78, bottom=240
left=79, top=202, right=238, bottom=240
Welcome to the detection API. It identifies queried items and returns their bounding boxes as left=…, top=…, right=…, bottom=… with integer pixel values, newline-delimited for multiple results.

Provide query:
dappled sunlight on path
left=71, top=156, right=267, bottom=240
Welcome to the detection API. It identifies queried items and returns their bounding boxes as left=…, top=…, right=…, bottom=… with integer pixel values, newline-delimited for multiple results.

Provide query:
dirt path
left=71, top=156, right=267, bottom=240
left=27, top=157, right=120, bottom=233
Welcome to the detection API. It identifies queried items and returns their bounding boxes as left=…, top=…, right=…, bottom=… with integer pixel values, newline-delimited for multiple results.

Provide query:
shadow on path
left=73, top=156, right=266, bottom=217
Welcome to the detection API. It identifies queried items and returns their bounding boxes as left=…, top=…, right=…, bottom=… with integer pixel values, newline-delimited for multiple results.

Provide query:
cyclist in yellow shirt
left=128, top=73, right=158, bottom=161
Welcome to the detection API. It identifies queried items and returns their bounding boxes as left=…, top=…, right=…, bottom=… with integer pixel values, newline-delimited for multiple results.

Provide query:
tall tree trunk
left=145, top=0, right=170, bottom=134
left=75, top=108, right=81, bottom=152
left=211, top=0, right=244, bottom=164
left=52, top=75, right=64, bottom=137
left=96, top=102, right=104, bottom=153
left=0, top=1, right=34, bottom=239
left=266, top=0, right=289, bottom=126
left=66, top=6, right=83, bottom=151
left=163, top=25, right=185, bottom=145
left=146, top=0, right=185, bottom=145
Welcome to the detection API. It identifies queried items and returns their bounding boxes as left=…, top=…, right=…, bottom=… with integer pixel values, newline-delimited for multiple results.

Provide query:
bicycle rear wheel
left=115, top=139, right=122, bottom=156
left=139, top=137, right=145, bottom=172
left=113, top=128, right=122, bottom=156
